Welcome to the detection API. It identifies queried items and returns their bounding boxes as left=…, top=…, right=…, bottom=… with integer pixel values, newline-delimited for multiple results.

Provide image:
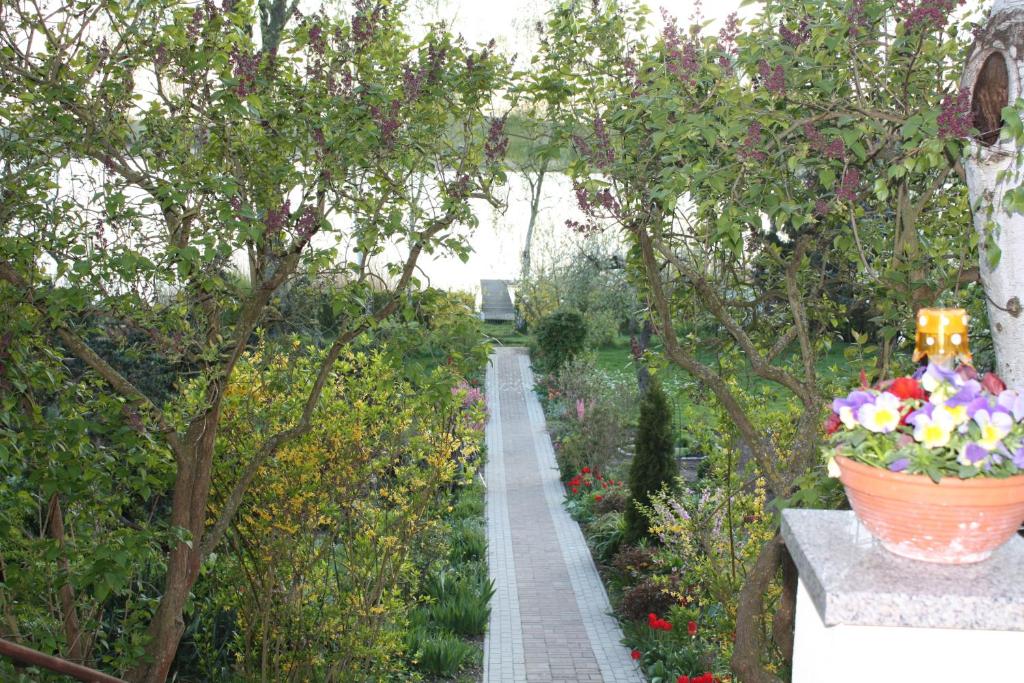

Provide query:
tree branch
left=0, top=261, right=185, bottom=460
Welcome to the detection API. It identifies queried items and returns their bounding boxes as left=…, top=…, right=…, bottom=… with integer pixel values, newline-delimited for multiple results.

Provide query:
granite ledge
left=781, top=509, right=1024, bottom=631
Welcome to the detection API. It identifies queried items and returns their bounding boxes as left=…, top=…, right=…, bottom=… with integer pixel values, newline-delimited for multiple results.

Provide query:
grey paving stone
left=482, top=348, right=644, bottom=683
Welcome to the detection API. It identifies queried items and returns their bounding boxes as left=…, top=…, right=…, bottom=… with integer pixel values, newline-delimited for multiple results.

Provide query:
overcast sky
left=406, top=0, right=756, bottom=57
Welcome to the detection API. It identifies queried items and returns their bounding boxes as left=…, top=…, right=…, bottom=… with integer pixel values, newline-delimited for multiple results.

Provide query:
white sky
left=408, top=0, right=756, bottom=56
left=393, top=1, right=758, bottom=294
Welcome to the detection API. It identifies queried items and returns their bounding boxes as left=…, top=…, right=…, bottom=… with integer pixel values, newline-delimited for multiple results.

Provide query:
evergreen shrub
left=624, top=379, right=676, bottom=544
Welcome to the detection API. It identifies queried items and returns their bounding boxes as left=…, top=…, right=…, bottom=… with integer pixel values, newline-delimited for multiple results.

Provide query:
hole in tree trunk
left=971, top=51, right=1009, bottom=147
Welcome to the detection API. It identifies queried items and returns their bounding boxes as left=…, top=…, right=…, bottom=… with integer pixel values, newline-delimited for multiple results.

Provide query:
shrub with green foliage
left=534, top=310, right=587, bottom=374
left=625, top=380, right=676, bottom=544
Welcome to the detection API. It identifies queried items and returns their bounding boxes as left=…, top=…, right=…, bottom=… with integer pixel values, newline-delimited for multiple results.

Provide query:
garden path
left=483, top=347, right=643, bottom=683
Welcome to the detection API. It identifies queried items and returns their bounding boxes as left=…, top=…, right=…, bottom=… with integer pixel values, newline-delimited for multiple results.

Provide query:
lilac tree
left=0, top=0, right=508, bottom=678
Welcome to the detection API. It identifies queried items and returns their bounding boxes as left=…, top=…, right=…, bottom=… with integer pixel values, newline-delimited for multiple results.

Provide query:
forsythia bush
left=197, top=342, right=485, bottom=681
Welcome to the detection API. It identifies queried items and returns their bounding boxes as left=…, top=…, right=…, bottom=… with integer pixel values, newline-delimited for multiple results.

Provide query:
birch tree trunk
left=963, top=0, right=1024, bottom=387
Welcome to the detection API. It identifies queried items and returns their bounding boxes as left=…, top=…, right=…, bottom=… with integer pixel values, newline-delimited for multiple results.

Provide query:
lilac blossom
left=779, top=17, right=810, bottom=47
left=938, top=88, right=973, bottom=139
left=662, top=10, right=699, bottom=85
left=836, top=167, right=860, bottom=202
left=757, top=60, right=786, bottom=95
left=739, top=122, right=767, bottom=162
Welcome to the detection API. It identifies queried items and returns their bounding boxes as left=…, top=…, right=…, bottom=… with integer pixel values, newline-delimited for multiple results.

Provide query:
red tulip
left=630, top=649, right=641, bottom=661
left=687, top=620, right=698, bottom=637
left=888, top=377, right=925, bottom=401
left=824, top=412, right=841, bottom=434
left=677, top=677, right=690, bottom=683
left=982, top=372, right=1007, bottom=396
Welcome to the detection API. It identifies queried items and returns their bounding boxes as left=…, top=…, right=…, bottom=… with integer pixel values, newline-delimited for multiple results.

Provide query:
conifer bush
left=625, top=380, right=676, bottom=544
left=534, top=310, right=587, bottom=374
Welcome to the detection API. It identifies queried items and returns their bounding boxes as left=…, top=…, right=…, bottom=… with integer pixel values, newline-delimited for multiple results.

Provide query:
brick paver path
left=483, top=347, right=643, bottom=683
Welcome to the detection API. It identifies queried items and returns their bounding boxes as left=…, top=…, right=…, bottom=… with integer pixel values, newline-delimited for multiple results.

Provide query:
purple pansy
left=958, top=442, right=988, bottom=467
left=888, top=458, right=910, bottom=473
left=924, top=362, right=961, bottom=386
left=905, top=402, right=934, bottom=427
left=997, top=389, right=1024, bottom=421
left=832, top=390, right=874, bottom=428
left=945, top=380, right=981, bottom=409
left=1013, top=446, right=1024, bottom=469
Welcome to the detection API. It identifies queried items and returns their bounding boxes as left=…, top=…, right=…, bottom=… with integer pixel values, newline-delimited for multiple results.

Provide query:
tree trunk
left=730, top=535, right=784, bottom=683
left=963, top=0, right=1024, bottom=387
left=520, top=159, right=548, bottom=283
left=126, top=421, right=219, bottom=683
left=45, top=494, right=86, bottom=663
left=631, top=317, right=653, bottom=394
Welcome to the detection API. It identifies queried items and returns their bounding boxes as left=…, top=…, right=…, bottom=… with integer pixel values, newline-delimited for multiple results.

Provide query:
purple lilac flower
left=757, top=60, right=786, bottom=95
left=836, top=167, right=860, bottom=202
left=662, top=10, right=699, bottom=85
left=936, top=88, right=973, bottom=139
left=739, top=122, right=767, bottom=162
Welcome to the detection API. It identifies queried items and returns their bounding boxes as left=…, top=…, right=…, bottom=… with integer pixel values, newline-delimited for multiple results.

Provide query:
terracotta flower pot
left=835, top=455, right=1024, bottom=564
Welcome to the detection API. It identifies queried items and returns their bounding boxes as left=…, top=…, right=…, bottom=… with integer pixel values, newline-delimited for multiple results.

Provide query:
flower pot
left=835, top=455, right=1024, bottom=564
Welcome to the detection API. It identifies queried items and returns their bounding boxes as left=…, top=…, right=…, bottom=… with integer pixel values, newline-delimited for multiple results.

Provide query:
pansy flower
left=832, top=390, right=873, bottom=429
left=997, top=389, right=1024, bottom=421
left=944, top=380, right=985, bottom=425
left=958, top=442, right=988, bottom=468
left=908, top=404, right=956, bottom=448
left=888, top=457, right=910, bottom=473
left=856, top=392, right=902, bottom=433
left=923, top=362, right=962, bottom=403
left=973, top=408, right=1013, bottom=451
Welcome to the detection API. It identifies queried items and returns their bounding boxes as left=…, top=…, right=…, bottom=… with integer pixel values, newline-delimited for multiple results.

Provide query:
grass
left=481, top=321, right=532, bottom=347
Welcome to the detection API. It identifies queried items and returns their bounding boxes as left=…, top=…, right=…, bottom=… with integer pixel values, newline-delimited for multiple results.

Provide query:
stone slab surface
left=483, top=347, right=643, bottom=683
left=781, top=508, right=1024, bottom=631
left=480, top=279, right=515, bottom=321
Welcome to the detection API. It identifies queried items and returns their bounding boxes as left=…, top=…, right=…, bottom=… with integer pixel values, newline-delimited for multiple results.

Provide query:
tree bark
left=963, top=2, right=1024, bottom=387
left=44, top=494, right=87, bottom=664
left=731, top=535, right=785, bottom=683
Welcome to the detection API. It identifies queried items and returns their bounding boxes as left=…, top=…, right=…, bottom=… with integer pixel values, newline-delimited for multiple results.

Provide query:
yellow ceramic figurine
left=912, top=307, right=972, bottom=367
